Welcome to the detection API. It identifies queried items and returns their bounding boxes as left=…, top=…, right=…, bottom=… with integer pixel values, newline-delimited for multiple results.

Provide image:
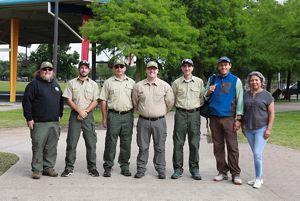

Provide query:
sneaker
left=42, top=168, right=58, bottom=177
left=232, top=175, right=243, bottom=185
left=103, top=169, right=111, bottom=177
left=32, top=171, right=41, bottom=179
left=134, top=171, right=145, bottom=179
left=158, top=172, right=166, bottom=179
left=121, top=169, right=132, bottom=177
left=214, top=173, right=228, bottom=181
left=171, top=170, right=183, bottom=179
left=89, top=169, right=100, bottom=177
left=191, top=172, right=202, bottom=180
left=247, top=178, right=264, bottom=186
left=61, top=169, right=73, bottom=177
left=253, top=178, right=263, bottom=189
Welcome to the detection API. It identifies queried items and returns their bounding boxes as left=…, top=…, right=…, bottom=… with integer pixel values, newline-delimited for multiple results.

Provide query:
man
left=61, top=60, right=100, bottom=177
left=132, top=61, right=174, bottom=179
left=100, top=59, right=135, bottom=177
left=171, top=59, right=205, bottom=180
left=22, top=61, right=63, bottom=179
left=205, top=56, right=244, bottom=185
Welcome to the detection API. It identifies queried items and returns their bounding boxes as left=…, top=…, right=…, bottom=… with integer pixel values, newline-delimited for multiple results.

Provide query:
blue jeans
left=245, top=126, right=267, bottom=178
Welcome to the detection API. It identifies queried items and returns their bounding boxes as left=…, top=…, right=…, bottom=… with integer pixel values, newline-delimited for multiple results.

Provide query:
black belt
left=139, top=115, right=165, bottom=121
left=176, top=107, right=199, bottom=113
left=108, top=109, right=132, bottom=115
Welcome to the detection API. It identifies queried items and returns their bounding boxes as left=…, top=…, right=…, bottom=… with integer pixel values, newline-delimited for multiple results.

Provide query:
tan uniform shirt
left=63, top=77, right=100, bottom=110
left=172, top=76, right=205, bottom=110
left=99, top=76, right=135, bottom=111
left=132, top=78, right=174, bottom=117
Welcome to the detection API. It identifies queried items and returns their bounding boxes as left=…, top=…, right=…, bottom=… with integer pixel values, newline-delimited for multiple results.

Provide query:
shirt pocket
left=72, top=87, right=79, bottom=101
left=125, top=85, right=133, bottom=97
left=190, top=87, right=201, bottom=98
left=85, top=88, right=95, bottom=101
left=154, top=89, right=165, bottom=102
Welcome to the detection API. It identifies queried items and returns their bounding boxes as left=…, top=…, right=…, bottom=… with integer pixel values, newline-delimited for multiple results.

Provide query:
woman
left=242, top=71, right=275, bottom=189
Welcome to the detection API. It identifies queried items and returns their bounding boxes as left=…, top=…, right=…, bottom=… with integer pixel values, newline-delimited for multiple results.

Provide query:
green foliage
left=81, top=0, right=199, bottom=80
left=0, top=60, right=9, bottom=80
left=0, top=152, right=19, bottom=176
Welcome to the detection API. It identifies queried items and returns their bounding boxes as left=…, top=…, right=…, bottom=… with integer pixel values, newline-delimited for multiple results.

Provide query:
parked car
left=282, top=82, right=300, bottom=96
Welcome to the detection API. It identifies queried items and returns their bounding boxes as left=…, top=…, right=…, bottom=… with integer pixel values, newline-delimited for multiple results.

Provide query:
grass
left=0, top=81, right=67, bottom=92
left=0, top=152, right=19, bottom=176
left=238, top=111, right=300, bottom=151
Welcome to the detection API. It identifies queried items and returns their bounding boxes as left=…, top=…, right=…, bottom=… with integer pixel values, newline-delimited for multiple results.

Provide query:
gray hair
left=246, top=71, right=266, bottom=89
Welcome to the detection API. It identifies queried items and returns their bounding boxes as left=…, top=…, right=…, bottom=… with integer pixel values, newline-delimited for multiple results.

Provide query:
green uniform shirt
left=172, top=76, right=205, bottom=110
left=99, top=76, right=135, bottom=111
left=63, top=77, right=100, bottom=109
left=132, top=78, right=174, bottom=117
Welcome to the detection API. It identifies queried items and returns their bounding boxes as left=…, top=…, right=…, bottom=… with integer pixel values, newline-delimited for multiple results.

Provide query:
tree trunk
left=284, top=69, right=292, bottom=100
left=266, top=71, right=272, bottom=92
left=135, top=57, right=142, bottom=82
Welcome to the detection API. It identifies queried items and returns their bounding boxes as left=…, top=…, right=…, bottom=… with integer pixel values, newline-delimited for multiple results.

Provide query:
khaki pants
left=31, top=122, right=60, bottom=172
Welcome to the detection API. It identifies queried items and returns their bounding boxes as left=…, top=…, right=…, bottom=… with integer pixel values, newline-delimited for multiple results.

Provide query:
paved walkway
left=0, top=102, right=300, bottom=200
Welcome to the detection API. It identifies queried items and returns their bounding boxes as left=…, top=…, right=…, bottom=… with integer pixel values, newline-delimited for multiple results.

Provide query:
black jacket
left=22, top=76, right=63, bottom=122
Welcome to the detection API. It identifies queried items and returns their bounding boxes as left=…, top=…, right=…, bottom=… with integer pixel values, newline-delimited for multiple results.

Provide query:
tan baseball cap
left=40, top=61, right=53, bottom=69
left=146, top=61, right=158, bottom=68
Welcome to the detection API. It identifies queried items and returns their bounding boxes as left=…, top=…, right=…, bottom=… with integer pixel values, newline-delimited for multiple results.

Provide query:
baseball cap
left=181, top=59, right=193, bottom=66
left=146, top=61, right=158, bottom=68
left=40, top=61, right=53, bottom=69
left=113, top=59, right=125, bottom=67
left=218, top=56, right=231, bottom=63
left=78, top=60, right=90, bottom=68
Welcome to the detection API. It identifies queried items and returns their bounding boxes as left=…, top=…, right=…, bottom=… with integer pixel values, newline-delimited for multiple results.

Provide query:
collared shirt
left=63, top=77, right=100, bottom=110
left=132, top=78, right=174, bottom=117
left=172, top=75, right=205, bottom=110
left=99, top=75, right=135, bottom=111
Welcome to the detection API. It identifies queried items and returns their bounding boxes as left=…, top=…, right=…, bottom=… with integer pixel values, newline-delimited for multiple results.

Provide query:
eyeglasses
left=114, top=65, right=125, bottom=69
left=42, top=67, right=53, bottom=71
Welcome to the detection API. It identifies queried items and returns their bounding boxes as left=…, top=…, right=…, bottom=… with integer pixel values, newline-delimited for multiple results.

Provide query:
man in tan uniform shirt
left=132, top=61, right=174, bottom=179
left=171, top=59, right=205, bottom=180
left=100, top=59, right=135, bottom=177
left=61, top=60, right=100, bottom=177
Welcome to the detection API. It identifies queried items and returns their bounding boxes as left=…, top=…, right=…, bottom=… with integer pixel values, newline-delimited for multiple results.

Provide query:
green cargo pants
left=172, top=110, right=201, bottom=173
left=103, top=111, right=133, bottom=171
left=31, top=121, right=60, bottom=172
left=64, top=110, right=97, bottom=171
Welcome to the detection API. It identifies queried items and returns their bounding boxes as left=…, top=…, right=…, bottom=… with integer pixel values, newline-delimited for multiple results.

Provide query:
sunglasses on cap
left=79, top=60, right=90, bottom=67
left=114, top=65, right=125, bottom=69
left=42, top=67, right=53, bottom=71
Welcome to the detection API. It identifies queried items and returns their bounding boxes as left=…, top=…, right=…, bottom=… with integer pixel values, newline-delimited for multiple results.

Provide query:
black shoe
left=61, top=169, right=73, bottom=177
left=134, top=172, right=144, bottom=179
left=103, top=169, right=111, bottom=177
left=171, top=169, right=183, bottom=179
left=89, top=169, right=100, bottom=177
left=191, top=172, right=202, bottom=180
left=121, top=170, right=132, bottom=177
left=158, top=172, right=166, bottom=179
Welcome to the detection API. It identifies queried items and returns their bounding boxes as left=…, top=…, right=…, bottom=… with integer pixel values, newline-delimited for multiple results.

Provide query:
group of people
left=22, top=56, right=274, bottom=189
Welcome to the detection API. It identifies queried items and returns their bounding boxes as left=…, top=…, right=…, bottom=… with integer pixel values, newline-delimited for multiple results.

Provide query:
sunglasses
left=114, top=65, right=125, bottom=69
left=42, top=67, right=53, bottom=71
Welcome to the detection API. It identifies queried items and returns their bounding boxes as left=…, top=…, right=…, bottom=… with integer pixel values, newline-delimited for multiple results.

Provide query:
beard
left=40, top=73, right=54, bottom=82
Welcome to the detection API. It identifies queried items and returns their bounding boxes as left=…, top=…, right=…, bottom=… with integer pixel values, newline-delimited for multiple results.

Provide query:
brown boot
left=42, top=168, right=58, bottom=177
left=32, top=171, right=41, bottom=179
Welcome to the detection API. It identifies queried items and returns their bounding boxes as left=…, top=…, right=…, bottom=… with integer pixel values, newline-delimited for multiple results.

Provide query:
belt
left=139, top=115, right=165, bottom=121
left=176, top=107, right=199, bottom=113
left=108, top=109, right=132, bottom=115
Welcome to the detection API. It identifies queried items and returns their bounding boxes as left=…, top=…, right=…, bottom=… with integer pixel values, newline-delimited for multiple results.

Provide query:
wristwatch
left=235, top=115, right=242, bottom=122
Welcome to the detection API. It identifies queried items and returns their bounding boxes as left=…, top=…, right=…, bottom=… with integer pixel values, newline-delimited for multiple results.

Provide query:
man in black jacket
left=22, top=61, right=64, bottom=179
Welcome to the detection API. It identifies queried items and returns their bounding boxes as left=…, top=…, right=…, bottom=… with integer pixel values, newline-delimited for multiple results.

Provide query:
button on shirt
left=132, top=78, right=174, bottom=118
left=99, top=76, right=135, bottom=111
left=63, top=77, right=100, bottom=110
left=172, top=76, right=205, bottom=110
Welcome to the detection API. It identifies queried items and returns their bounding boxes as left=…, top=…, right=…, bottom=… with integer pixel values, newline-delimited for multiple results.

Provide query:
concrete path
left=0, top=109, right=300, bottom=201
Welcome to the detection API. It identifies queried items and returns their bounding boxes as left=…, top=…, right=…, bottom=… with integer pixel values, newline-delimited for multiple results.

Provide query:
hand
left=234, top=120, right=241, bottom=132
left=78, top=109, right=88, bottom=119
left=27, top=120, right=34, bottom=130
left=207, top=85, right=216, bottom=95
left=102, top=119, right=107, bottom=128
left=264, top=129, right=271, bottom=139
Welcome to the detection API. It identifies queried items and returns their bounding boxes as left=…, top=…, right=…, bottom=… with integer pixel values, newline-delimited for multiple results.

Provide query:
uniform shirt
left=63, top=77, right=100, bottom=110
left=132, top=78, right=174, bottom=118
left=172, top=76, right=205, bottom=110
left=243, top=90, right=273, bottom=129
left=99, top=76, right=135, bottom=111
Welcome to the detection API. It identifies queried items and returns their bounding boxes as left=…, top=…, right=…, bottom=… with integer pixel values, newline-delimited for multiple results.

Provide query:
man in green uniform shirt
left=100, top=59, right=135, bottom=177
left=171, top=59, right=205, bottom=180
left=61, top=60, right=100, bottom=177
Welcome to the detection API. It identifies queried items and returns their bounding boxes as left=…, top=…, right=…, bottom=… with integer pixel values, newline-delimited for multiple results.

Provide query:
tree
left=81, top=0, right=199, bottom=81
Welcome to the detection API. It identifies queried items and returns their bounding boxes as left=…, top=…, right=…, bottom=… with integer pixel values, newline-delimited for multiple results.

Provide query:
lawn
left=0, top=81, right=68, bottom=92
left=0, top=152, right=19, bottom=176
